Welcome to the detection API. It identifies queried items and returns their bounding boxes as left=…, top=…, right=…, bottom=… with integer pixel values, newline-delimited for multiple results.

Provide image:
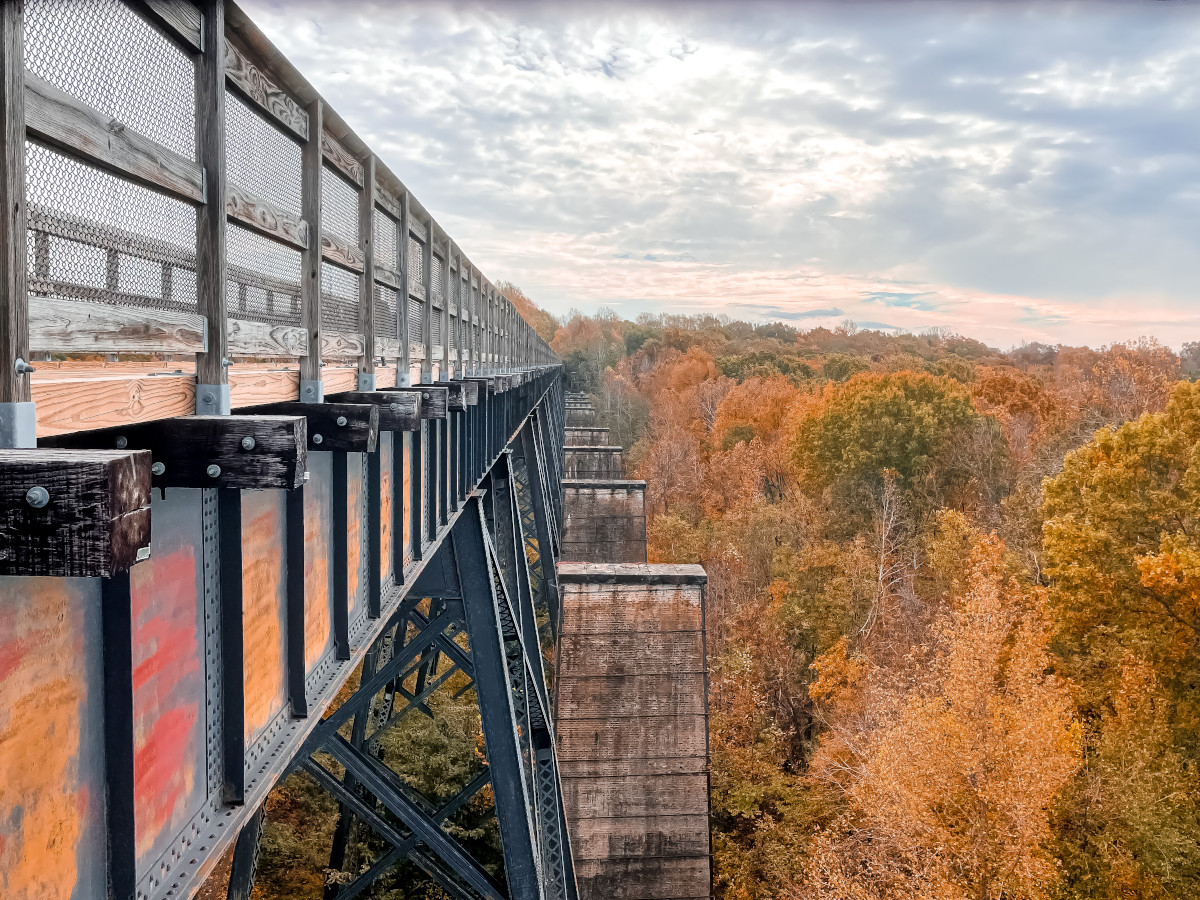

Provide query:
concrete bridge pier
left=553, top=402, right=712, bottom=900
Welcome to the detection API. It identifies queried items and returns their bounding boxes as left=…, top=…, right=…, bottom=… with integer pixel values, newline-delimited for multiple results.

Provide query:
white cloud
left=242, top=0, right=1200, bottom=348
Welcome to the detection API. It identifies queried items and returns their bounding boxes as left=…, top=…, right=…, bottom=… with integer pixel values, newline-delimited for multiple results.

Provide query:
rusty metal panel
left=128, top=490, right=208, bottom=871
left=0, top=576, right=108, bottom=900
left=240, top=490, right=288, bottom=750
left=379, top=431, right=394, bottom=586
left=347, top=452, right=365, bottom=636
left=303, top=452, right=336, bottom=687
left=401, top=432, right=413, bottom=568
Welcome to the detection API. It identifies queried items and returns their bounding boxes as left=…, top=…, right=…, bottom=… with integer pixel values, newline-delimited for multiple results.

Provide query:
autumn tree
left=800, top=535, right=1081, bottom=900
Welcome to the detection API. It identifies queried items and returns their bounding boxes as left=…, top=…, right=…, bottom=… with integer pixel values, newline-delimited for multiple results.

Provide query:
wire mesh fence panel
left=374, top=284, right=398, bottom=343
left=26, top=141, right=198, bottom=313
left=431, top=308, right=441, bottom=349
left=407, top=235, right=423, bottom=288
left=373, top=208, right=398, bottom=268
left=25, top=0, right=196, bottom=159
left=431, top=253, right=444, bottom=308
left=226, top=223, right=303, bottom=326
left=407, top=297, right=424, bottom=344
left=226, top=91, right=303, bottom=216
left=321, top=262, right=360, bottom=334
left=322, top=165, right=359, bottom=244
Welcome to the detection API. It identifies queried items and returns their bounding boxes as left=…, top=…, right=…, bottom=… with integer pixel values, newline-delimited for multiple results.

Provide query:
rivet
left=313, top=434, right=323, bottom=444
left=25, top=486, right=50, bottom=508
left=336, top=416, right=347, bottom=426
left=152, top=462, right=166, bottom=476
left=241, top=436, right=256, bottom=451
left=206, top=464, right=221, bottom=478
left=114, top=435, right=128, bottom=449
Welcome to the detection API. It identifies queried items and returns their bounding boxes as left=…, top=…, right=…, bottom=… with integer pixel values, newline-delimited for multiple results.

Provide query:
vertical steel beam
left=102, top=570, right=137, bottom=900
left=219, top=487, right=246, bottom=804
left=286, top=484, right=309, bottom=716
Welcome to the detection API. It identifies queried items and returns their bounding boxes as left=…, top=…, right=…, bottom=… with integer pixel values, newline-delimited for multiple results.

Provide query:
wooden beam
left=223, top=37, right=308, bottom=140
left=358, top=154, right=376, bottom=379
left=227, top=317, right=308, bottom=357
left=320, top=329, right=366, bottom=359
left=398, top=191, right=411, bottom=382
left=243, top=401, right=378, bottom=453
left=25, top=73, right=206, bottom=205
left=29, top=295, right=207, bottom=354
left=135, top=0, right=203, bottom=52
left=408, top=217, right=427, bottom=243
left=226, top=180, right=308, bottom=250
left=325, top=390, right=420, bottom=432
left=299, top=99, right=323, bottom=394
left=0, top=2, right=30, bottom=413
left=321, top=131, right=363, bottom=186
left=385, top=385, right=448, bottom=419
left=31, top=372, right=194, bottom=436
left=435, top=380, right=467, bottom=412
left=195, top=0, right=229, bottom=405
left=374, top=263, right=400, bottom=291
left=375, top=181, right=400, bottom=218
left=320, top=228, right=364, bottom=272
left=0, top=447, right=151, bottom=576
left=43, top=414, right=308, bottom=489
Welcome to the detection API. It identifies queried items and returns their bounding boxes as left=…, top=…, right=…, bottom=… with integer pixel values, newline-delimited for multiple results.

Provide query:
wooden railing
left=0, top=0, right=555, bottom=441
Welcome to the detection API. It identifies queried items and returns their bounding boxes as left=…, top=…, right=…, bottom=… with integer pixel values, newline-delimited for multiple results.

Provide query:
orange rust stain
left=401, top=434, right=413, bottom=565
left=347, top=459, right=363, bottom=610
left=0, top=580, right=88, bottom=900
left=380, top=443, right=393, bottom=582
left=241, top=494, right=287, bottom=741
left=130, top=547, right=201, bottom=860
left=304, top=481, right=331, bottom=669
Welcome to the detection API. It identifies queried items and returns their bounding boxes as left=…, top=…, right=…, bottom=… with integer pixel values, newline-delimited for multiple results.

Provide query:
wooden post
left=195, top=0, right=229, bottom=415
left=0, top=2, right=32, bottom=447
left=299, top=99, right=323, bottom=401
left=357, top=154, right=376, bottom=390
left=439, top=239, right=450, bottom=381
left=421, top=217, right=433, bottom=384
left=398, top=191, right=411, bottom=386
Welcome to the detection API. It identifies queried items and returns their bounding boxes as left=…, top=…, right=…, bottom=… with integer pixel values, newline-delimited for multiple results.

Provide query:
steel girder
left=228, top=406, right=576, bottom=900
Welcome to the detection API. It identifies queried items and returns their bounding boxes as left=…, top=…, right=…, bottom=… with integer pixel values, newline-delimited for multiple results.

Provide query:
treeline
left=550, top=307, right=1200, bottom=900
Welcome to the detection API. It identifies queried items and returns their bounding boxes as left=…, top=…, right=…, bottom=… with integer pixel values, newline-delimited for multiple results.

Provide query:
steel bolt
left=336, top=416, right=347, bottom=427
left=313, top=434, right=323, bottom=445
left=202, top=392, right=215, bottom=405
left=422, top=392, right=430, bottom=400
left=114, top=436, right=128, bottom=449
left=151, top=462, right=166, bottom=476
left=207, top=464, right=221, bottom=478
left=304, top=385, right=316, bottom=397
left=14, top=358, right=35, bottom=375
left=241, top=436, right=256, bottom=451
left=25, top=486, right=50, bottom=508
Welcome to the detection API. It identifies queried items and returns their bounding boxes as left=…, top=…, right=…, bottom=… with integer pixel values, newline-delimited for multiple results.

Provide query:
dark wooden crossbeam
left=41, top=415, right=307, bottom=489
left=242, top=402, right=378, bottom=453
left=0, top=448, right=150, bottom=576
left=435, top=381, right=467, bottom=412
left=382, top=385, right=449, bottom=419
left=326, top=390, right=421, bottom=431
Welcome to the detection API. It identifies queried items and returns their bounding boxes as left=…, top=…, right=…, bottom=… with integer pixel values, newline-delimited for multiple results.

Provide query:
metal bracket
left=356, top=371, right=376, bottom=391
left=0, top=401, right=36, bottom=448
left=300, top=379, right=324, bottom=403
left=195, top=384, right=231, bottom=416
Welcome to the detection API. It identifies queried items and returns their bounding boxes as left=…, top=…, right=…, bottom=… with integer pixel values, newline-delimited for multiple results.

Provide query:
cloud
left=241, top=0, right=1200, bottom=349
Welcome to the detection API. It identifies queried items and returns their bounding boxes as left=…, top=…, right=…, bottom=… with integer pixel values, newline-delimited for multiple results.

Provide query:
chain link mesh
left=431, top=253, right=444, bottom=307
left=407, top=235, right=423, bottom=287
left=226, top=91, right=302, bottom=216
left=373, top=208, right=398, bottom=268
left=431, top=310, right=441, bottom=348
left=321, top=262, right=360, bottom=333
left=321, top=165, right=359, bottom=244
left=25, top=0, right=196, bottom=160
left=26, top=141, right=198, bottom=314
left=408, top=298, right=424, bottom=343
left=226, top=223, right=302, bottom=326
left=374, top=284, right=398, bottom=343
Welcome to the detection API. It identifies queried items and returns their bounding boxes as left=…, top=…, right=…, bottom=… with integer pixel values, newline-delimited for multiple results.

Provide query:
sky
left=241, top=0, right=1200, bottom=350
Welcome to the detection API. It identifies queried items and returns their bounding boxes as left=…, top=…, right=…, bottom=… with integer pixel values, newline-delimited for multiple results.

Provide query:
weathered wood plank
left=376, top=337, right=401, bottom=358
left=223, top=37, right=307, bottom=139
left=29, top=295, right=207, bottom=354
left=299, top=99, right=322, bottom=386
left=555, top=716, right=709, bottom=762
left=375, top=181, right=400, bottom=218
left=321, top=131, right=362, bottom=186
left=562, top=774, right=710, bottom=819
left=358, top=154, right=375, bottom=377
left=321, top=366, right=358, bottom=393
left=375, top=262, right=400, bottom=290
left=320, top=330, right=366, bottom=359
left=43, top=414, right=307, bottom=489
left=0, top=449, right=151, bottom=576
left=195, top=1, right=228, bottom=394
left=230, top=366, right=298, bottom=406
left=24, top=72, right=205, bottom=204
left=227, top=317, right=308, bottom=357
left=135, top=0, right=202, bottom=52
left=573, top=857, right=710, bottom=900
left=32, top=373, right=195, bottom=437
left=226, top=181, right=308, bottom=250
left=242, top=401, right=378, bottom=453
left=408, top=217, right=427, bottom=243
left=325, top=390, right=420, bottom=431
left=384, top=385, right=447, bottom=419
left=321, top=228, right=364, bottom=272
